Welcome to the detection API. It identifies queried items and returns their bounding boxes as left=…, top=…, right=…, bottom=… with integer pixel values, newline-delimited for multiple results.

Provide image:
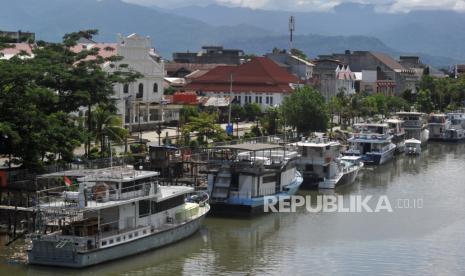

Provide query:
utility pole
left=138, top=102, right=142, bottom=143
left=228, top=73, right=233, bottom=125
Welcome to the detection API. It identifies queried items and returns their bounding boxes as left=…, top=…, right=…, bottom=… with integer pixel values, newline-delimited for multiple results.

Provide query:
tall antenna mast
left=289, top=16, right=295, bottom=52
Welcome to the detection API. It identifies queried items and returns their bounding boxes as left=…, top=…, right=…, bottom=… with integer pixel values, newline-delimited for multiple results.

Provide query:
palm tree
left=92, top=104, right=128, bottom=157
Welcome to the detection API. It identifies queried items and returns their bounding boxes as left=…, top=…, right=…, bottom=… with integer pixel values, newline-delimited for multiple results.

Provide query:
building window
left=266, top=97, right=269, bottom=104
left=255, top=96, right=259, bottom=103
left=153, top=83, right=158, bottom=93
left=137, top=83, right=144, bottom=98
left=123, top=84, right=129, bottom=94
left=269, top=96, right=273, bottom=105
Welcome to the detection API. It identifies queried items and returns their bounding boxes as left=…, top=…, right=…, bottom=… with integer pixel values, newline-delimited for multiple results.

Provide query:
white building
left=105, top=34, right=167, bottom=130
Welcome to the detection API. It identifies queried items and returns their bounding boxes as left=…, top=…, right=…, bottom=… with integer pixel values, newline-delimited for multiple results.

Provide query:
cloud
left=124, top=0, right=465, bottom=12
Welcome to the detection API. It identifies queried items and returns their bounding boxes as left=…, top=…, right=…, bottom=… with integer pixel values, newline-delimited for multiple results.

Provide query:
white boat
left=396, top=110, right=429, bottom=145
left=207, top=143, right=303, bottom=216
left=27, top=167, right=210, bottom=268
left=386, top=118, right=406, bottom=153
left=346, top=123, right=396, bottom=165
left=405, top=138, right=422, bottom=155
left=290, top=137, right=363, bottom=189
left=445, top=112, right=465, bottom=141
left=338, top=156, right=364, bottom=187
left=428, top=113, right=451, bottom=141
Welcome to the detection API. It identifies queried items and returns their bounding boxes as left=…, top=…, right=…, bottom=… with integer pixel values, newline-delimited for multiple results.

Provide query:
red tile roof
left=71, top=43, right=118, bottom=60
left=185, top=57, right=298, bottom=93
left=0, top=43, right=34, bottom=58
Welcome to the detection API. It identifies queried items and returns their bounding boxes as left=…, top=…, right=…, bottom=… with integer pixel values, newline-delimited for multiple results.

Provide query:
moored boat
left=396, top=110, right=429, bottom=145
left=27, top=167, right=209, bottom=268
left=428, top=113, right=450, bottom=141
left=345, top=123, right=396, bottom=165
left=206, top=143, right=303, bottom=216
left=290, top=137, right=363, bottom=189
left=405, top=138, right=422, bottom=155
left=386, top=118, right=406, bottom=153
left=338, top=156, right=364, bottom=187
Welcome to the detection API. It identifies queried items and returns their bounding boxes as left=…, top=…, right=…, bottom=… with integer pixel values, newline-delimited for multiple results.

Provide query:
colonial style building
left=318, top=51, right=419, bottom=95
left=107, top=34, right=173, bottom=130
left=313, top=59, right=356, bottom=100
left=185, top=57, right=299, bottom=110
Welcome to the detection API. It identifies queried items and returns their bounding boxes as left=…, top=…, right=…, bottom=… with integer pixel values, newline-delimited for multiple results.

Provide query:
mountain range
left=0, top=0, right=462, bottom=67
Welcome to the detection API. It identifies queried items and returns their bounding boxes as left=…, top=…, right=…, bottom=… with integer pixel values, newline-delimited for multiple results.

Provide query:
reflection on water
left=1, top=143, right=465, bottom=275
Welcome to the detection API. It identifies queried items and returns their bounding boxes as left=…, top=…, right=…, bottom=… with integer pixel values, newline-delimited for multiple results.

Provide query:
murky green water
left=1, top=143, right=465, bottom=275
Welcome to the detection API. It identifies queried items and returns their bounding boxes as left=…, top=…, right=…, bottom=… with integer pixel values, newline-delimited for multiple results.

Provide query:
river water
left=1, top=142, right=465, bottom=275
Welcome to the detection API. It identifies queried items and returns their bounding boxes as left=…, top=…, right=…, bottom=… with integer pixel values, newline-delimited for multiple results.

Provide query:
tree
left=260, top=107, right=280, bottom=135
left=0, top=29, right=141, bottom=170
left=181, top=112, right=227, bottom=146
left=290, top=48, right=309, bottom=61
left=231, top=104, right=245, bottom=121
left=243, top=103, right=261, bottom=121
left=281, top=86, right=328, bottom=135
left=93, top=104, right=129, bottom=157
left=416, top=89, right=434, bottom=113
left=179, top=105, right=199, bottom=124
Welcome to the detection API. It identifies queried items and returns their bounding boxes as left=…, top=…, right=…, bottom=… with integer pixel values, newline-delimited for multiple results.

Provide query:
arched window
left=137, top=83, right=144, bottom=98
left=153, top=83, right=158, bottom=93
left=123, top=84, right=129, bottom=94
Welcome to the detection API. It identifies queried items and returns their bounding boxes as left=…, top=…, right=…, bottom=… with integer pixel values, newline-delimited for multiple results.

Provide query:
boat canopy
left=215, top=143, right=282, bottom=152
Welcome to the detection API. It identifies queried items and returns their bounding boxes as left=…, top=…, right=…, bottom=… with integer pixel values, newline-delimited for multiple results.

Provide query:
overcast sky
left=124, top=0, right=465, bottom=12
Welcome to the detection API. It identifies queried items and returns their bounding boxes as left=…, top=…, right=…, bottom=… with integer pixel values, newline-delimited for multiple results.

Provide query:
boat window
left=139, top=200, right=150, bottom=217
left=305, top=164, right=314, bottom=171
left=156, top=195, right=185, bottom=213
left=129, top=234, right=133, bottom=238
left=230, top=173, right=239, bottom=191
left=151, top=200, right=158, bottom=214
left=263, top=175, right=276, bottom=184
left=109, top=239, right=114, bottom=244
left=135, top=232, right=139, bottom=237
left=116, top=237, right=121, bottom=242
left=143, top=230, right=147, bottom=234
left=102, top=241, right=107, bottom=246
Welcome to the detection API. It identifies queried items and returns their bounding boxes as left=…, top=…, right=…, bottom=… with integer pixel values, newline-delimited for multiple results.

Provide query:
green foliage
left=416, top=89, right=434, bottom=113
left=260, top=107, right=281, bottom=135
left=130, top=143, right=147, bottom=154
left=164, top=86, right=176, bottom=95
left=243, top=103, right=262, bottom=121
left=93, top=104, right=128, bottom=157
left=181, top=112, right=227, bottom=146
left=179, top=106, right=199, bottom=124
left=290, top=48, right=309, bottom=61
left=281, top=86, right=328, bottom=135
left=0, top=29, right=140, bottom=170
left=231, top=104, right=245, bottom=120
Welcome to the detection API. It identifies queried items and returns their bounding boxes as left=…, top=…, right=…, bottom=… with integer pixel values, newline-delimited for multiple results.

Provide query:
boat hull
left=362, top=147, right=395, bottom=165
left=28, top=207, right=208, bottom=268
left=209, top=174, right=303, bottom=217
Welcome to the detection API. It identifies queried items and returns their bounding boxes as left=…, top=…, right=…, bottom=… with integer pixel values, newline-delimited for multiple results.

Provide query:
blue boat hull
left=209, top=173, right=303, bottom=217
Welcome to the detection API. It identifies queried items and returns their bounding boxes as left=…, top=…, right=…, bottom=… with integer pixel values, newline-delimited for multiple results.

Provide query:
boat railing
left=36, top=181, right=154, bottom=210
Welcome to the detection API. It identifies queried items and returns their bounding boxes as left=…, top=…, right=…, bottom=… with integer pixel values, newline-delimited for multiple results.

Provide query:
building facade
left=313, top=59, right=356, bottom=100
left=318, top=51, right=420, bottom=95
left=265, top=49, right=314, bottom=81
left=173, top=46, right=245, bottom=65
left=104, top=34, right=167, bottom=130
left=185, top=57, right=299, bottom=110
